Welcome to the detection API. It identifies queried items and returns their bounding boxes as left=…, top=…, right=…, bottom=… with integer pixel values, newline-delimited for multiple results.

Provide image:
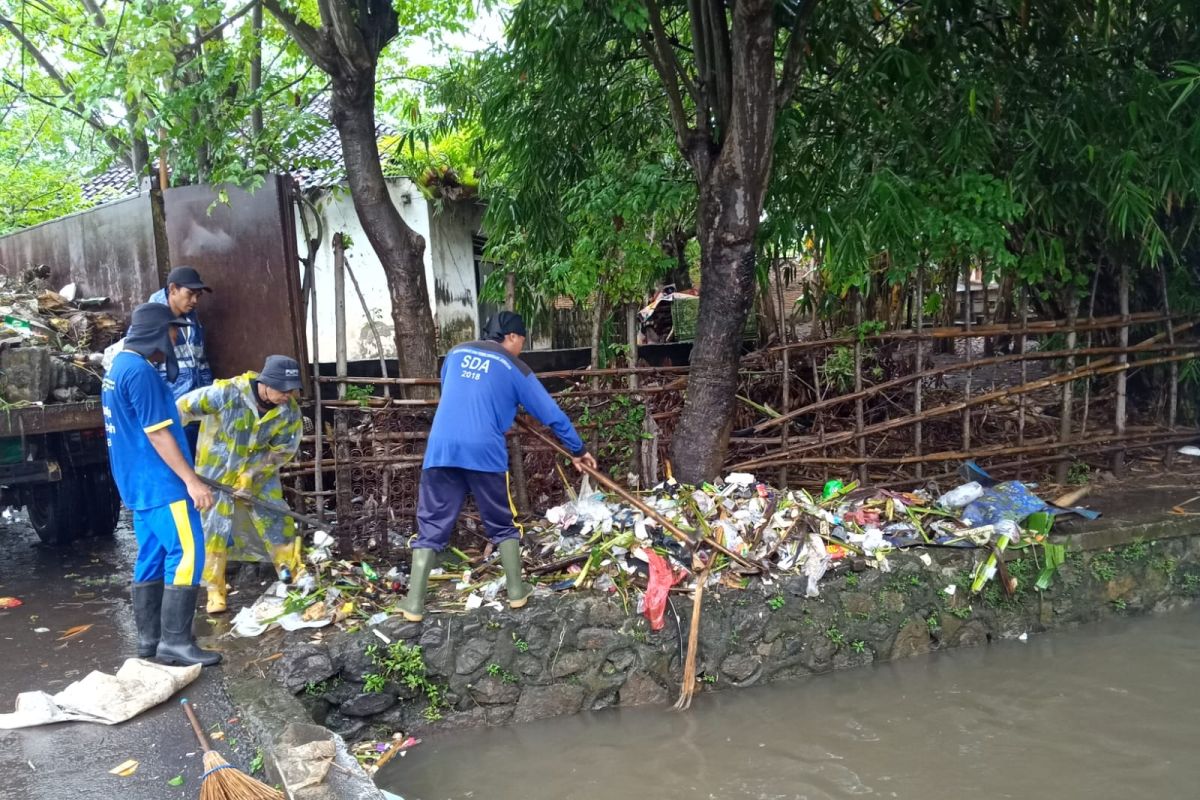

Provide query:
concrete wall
left=301, top=181, right=486, bottom=361
left=270, top=517, right=1200, bottom=740
left=427, top=201, right=484, bottom=349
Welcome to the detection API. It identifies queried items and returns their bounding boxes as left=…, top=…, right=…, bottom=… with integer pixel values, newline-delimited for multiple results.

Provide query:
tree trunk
left=668, top=0, right=777, bottom=486
left=330, top=81, right=438, bottom=392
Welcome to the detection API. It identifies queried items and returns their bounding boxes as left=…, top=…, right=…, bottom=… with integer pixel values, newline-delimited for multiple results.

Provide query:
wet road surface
left=0, top=514, right=257, bottom=800
left=384, top=607, right=1200, bottom=800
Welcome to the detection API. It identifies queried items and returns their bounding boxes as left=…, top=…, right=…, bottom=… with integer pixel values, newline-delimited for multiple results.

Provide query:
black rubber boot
left=156, top=585, right=222, bottom=667
left=131, top=580, right=163, bottom=658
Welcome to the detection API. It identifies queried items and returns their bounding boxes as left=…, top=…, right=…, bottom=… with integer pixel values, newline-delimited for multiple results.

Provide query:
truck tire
left=81, top=468, right=121, bottom=538
left=26, top=476, right=87, bottom=545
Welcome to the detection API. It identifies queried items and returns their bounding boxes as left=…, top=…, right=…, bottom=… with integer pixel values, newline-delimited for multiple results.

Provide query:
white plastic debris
left=801, top=534, right=831, bottom=598
left=1178, top=445, right=1200, bottom=457
left=943, top=584, right=957, bottom=596
left=59, top=282, right=77, bottom=302
left=937, top=482, right=984, bottom=509
left=919, top=553, right=933, bottom=566
left=723, top=472, right=756, bottom=488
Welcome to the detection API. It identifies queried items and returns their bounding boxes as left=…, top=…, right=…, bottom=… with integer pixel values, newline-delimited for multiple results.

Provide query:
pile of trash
left=0, top=267, right=123, bottom=405
left=229, top=464, right=1098, bottom=639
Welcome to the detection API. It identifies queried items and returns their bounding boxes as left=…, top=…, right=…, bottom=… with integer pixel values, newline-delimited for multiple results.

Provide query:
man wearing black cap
left=150, top=266, right=214, bottom=452
left=102, top=303, right=221, bottom=667
left=178, top=355, right=304, bottom=613
left=398, top=311, right=597, bottom=622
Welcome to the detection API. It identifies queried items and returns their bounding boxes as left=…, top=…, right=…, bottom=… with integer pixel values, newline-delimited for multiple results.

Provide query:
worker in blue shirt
left=149, top=265, right=214, bottom=453
left=102, top=303, right=221, bottom=667
left=399, top=312, right=596, bottom=621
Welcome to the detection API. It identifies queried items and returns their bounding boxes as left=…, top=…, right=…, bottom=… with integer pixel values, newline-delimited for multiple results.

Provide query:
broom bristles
left=199, top=749, right=283, bottom=800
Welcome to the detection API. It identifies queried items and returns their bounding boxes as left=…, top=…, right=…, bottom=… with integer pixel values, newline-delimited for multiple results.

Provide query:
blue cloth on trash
left=962, top=481, right=1046, bottom=526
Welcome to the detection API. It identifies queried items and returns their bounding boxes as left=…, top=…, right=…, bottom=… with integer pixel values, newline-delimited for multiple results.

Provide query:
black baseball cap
left=259, top=355, right=303, bottom=392
left=166, top=265, right=212, bottom=293
left=483, top=311, right=527, bottom=341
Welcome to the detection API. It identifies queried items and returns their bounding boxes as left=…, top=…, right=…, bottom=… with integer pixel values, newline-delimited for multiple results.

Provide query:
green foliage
left=947, top=605, right=972, bottom=620
left=1120, top=539, right=1151, bottom=563
left=363, top=642, right=446, bottom=716
left=825, top=625, right=846, bottom=646
left=850, top=639, right=867, bottom=654
left=485, top=663, right=519, bottom=684
left=766, top=595, right=786, bottom=611
left=249, top=749, right=265, bottom=775
left=344, top=385, right=374, bottom=407
left=577, top=393, right=650, bottom=477
left=511, top=634, right=529, bottom=653
left=1067, top=461, right=1092, bottom=486
left=1090, top=552, right=1119, bottom=583
left=843, top=573, right=859, bottom=588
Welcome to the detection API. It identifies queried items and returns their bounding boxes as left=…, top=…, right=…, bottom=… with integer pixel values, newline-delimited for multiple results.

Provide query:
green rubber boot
left=398, top=549, right=436, bottom=622
left=499, top=539, right=534, bottom=609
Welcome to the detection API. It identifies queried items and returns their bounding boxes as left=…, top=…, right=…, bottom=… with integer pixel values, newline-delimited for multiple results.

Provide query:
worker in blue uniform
left=102, top=303, right=221, bottom=667
left=399, top=312, right=596, bottom=621
left=149, top=265, right=214, bottom=454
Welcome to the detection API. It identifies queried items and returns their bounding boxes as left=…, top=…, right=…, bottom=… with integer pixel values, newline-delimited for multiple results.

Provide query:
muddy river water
left=380, top=608, right=1200, bottom=800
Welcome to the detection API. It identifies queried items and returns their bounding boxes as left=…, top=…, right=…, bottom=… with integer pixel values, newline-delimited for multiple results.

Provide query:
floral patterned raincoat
left=177, top=372, right=303, bottom=585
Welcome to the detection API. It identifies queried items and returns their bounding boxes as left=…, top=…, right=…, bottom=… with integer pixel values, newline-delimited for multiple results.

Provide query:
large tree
left=473, top=0, right=819, bottom=483
left=262, top=0, right=469, bottom=386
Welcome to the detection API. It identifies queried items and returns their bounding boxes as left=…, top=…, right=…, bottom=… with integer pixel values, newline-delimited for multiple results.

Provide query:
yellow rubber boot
left=205, top=550, right=228, bottom=614
left=269, top=538, right=302, bottom=584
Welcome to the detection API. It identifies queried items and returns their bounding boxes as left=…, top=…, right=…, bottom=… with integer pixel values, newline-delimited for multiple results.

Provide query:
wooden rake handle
left=180, top=698, right=211, bottom=752
left=516, top=418, right=765, bottom=574
left=199, top=476, right=326, bottom=530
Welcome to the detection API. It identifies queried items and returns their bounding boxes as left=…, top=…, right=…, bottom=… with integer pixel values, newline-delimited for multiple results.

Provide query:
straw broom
left=673, top=552, right=712, bottom=712
left=181, top=699, right=282, bottom=800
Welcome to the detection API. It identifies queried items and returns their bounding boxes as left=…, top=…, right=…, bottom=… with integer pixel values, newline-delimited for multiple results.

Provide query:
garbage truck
left=0, top=175, right=306, bottom=545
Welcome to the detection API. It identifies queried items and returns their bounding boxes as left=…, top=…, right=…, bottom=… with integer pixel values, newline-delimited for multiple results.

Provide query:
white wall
left=428, top=201, right=484, bottom=348
left=300, top=179, right=433, bottom=362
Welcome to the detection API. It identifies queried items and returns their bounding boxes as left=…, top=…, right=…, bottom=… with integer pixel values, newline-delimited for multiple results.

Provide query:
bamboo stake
left=673, top=553, right=712, bottom=712
left=333, top=232, right=348, bottom=401
left=1162, top=264, right=1179, bottom=467
left=517, top=418, right=766, bottom=573
left=776, top=260, right=790, bottom=488
left=1016, top=287, right=1028, bottom=479
left=750, top=333, right=1197, bottom=435
left=962, top=261, right=973, bottom=455
left=1056, top=285, right=1077, bottom=486
left=1113, top=261, right=1130, bottom=476
left=731, top=351, right=1200, bottom=471
left=853, top=290, right=867, bottom=484
left=914, top=266, right=924, bottom=480
left=765, top=310, right=1182, bottom=354
left=1079, top=265, right=1101, bottom=436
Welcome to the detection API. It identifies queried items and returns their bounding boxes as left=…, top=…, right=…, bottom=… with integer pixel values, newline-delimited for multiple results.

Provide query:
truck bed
left=0, top=401, right=103, bottom=438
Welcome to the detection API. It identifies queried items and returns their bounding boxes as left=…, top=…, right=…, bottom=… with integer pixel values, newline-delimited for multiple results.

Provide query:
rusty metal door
left=164, top=175, right=307, bottom=381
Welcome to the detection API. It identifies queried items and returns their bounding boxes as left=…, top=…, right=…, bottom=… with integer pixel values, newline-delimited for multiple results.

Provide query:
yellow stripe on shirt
left=169, top=499, right=197, bottom=585
left=143, top=419, right=173, bottom=433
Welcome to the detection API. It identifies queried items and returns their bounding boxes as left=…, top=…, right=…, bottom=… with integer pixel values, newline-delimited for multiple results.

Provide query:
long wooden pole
left=914, top=266, right=925, bottom=480
left=517, top=418, right=766, bottom=573
left=1113, top=262, right=1130, bottom=476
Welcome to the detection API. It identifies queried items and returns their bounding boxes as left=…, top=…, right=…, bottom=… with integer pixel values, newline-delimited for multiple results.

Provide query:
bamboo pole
left=310, top=246, right=325, bottom=523
left=506, top=275, right=530, bottom=513
left=1056, top=285, right=1078, bottom=486
left=914, top=266, right=924, bottom=480
left=731, top=351, right=1200, bottom=471
left=750, top=335, right=1197, bottom=435
left=1079, top=265, right=1101, bottom=437
left=776, top=260, right=790, bottom=488
left=853, top=290, right=867, bottom=484
left=735, top=429, right=1196, bottom=468
left=333, top=232, right=348, bottom=401
left=1016, top=288, right=1028, bottom=479
left=344, top=259, right=391, bottom=400
left=962, top=262, right=973, bottom=454
left=765, top=310, right=1182, bottom=354
left=1113, top=261, right=1130, bottom=476
left=1162, top=264, right=1179, bottom=467
left=517, top=418, right=766, bottom=573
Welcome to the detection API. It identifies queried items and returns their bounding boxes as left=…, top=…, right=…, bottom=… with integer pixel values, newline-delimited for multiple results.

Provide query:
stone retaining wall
left=273, top=527, right=1200, bottom=741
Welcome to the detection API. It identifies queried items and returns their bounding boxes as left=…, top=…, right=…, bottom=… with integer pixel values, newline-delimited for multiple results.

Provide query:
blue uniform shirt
left=149, top=289, right=213, bottom=400
left=424, top=340, right=586, bottom=473
left=102, top=350, right=193, bottom=511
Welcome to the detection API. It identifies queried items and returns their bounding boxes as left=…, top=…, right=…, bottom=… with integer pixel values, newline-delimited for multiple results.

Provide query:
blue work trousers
left=414, top=467, right=521, bottom=551
left=132, top=499, right=205, bottom=585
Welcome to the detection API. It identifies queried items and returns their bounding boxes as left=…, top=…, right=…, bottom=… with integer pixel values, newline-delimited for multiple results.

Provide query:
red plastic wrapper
left=643, top=549, right=681, bottom=631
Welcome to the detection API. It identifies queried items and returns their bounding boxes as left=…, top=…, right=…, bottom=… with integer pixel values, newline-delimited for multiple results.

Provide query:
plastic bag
left=937, top=482, right=984, bottom=509
left=642, top=548, right=681, bottom=631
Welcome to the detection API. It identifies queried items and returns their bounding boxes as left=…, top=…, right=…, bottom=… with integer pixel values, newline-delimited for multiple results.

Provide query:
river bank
left=222, top=481, right=1200, bottom=778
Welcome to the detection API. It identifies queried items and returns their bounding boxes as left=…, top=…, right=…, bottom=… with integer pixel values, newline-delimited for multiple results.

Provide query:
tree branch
left=776, top=0, right=819, bottom=109
left=262, top=0, right=335, bottom=73
left=705, top=0, right=732, bottom=134
left=643, top=0, right=696, bottom=157
left=319, top=0, right=373, bottom=72
left=78, top=0, right=106, bottom=27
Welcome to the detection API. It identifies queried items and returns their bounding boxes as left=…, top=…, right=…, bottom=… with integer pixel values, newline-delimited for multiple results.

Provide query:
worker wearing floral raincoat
left=177, top=355, right=304, bottom=613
